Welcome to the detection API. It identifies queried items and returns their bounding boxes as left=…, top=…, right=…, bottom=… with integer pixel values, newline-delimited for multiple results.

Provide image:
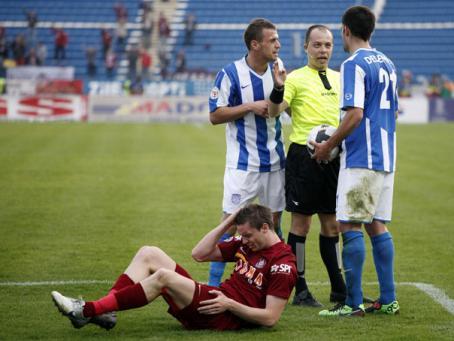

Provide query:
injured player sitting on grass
left=51, top=204, right=297, bottom=331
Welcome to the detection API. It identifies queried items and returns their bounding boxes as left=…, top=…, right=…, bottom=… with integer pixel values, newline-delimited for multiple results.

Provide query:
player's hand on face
left=198, top=290, right=230, bottom=315
left=250, top=100, right=269, bottom=118
left=273, top=61, right=286, bottom=88
left=310, top=140, right=331, bottom=163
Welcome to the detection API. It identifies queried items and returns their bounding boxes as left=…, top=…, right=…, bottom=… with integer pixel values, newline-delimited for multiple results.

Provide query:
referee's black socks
left=319, top=234, right=347, bottom=296
left=287, top=232, right=308, bottom=294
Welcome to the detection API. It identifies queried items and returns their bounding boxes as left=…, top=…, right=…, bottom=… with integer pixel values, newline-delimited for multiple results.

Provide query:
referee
left=269, top=25, right=346, bottom=307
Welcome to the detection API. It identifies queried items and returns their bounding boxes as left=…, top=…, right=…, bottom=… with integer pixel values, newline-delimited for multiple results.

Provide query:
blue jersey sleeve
left=209, top=69, right=232, bottom=113
left=340, top=60, right=365, bottom=110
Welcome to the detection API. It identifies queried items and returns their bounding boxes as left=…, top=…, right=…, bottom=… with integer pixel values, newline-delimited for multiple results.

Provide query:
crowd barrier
left=0, top=94, right=452, bottom=124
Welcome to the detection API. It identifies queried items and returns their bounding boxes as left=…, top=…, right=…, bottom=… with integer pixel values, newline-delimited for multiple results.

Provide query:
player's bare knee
left=153, top=268, right=174, bottom=286
left=290, top=223, right=310, bottom=236
left=136, top=246, right=163, bottom=264
left=320, top=223, right=340, bottom=237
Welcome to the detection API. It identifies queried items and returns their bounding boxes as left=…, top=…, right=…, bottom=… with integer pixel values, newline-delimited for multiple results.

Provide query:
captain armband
left=269, top=86, right=284, bottom=104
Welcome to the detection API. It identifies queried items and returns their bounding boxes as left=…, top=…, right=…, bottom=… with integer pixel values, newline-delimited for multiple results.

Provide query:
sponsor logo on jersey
left=321, top=91, right=337, bottom=96
left=270, top=263, right=292, bottom=274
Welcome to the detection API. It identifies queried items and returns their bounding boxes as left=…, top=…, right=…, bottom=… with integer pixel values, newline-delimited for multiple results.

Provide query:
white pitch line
left=0, top=280, right=110, bottom=287
left=401, top=282, right=454, bottom=315
left=1, top=280, right=453, bottom=316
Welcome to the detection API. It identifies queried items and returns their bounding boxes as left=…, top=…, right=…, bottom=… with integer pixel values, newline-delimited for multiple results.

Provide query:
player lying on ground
left=51, top=204, right=297, bottom=331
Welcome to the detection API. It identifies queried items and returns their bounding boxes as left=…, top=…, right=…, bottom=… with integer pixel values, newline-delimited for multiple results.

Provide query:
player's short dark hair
left=234, top=204, right=274, bottom=231
left=305, top=24, right=332, bottom=44
left=342, top=6, right=375, bottom=42
left=244, top=18, right=276, bottom=50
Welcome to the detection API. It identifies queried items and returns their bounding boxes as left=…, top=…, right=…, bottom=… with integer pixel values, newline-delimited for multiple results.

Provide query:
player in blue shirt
left=313, top=6, right=400, bottom=316
left=208, top=18, right=286, bottom=286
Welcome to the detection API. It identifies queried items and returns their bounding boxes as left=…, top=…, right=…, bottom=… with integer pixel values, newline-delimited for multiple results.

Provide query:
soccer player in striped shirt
left=208, top=18, right=286, bottom=286
left=313, top=6, right=400, bottom=316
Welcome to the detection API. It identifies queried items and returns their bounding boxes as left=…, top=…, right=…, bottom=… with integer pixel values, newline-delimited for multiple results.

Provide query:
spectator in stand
left=101, top=29, right=113, bottom=58
left=52, top=27, right=68, bottom=61
left=175, top=49, right=186, bottom=74
left=0, top=64, right=6, bottom=82
left=24, top=9, right=38, bottom=29
left=0, top=41, right=8, bottom=60
left=36, top=42, right=47, bottom=65
left=0, top=25, right=6, bottom=43
left=12, top=34, right=26, bottom=65
left=116, top=18, right=128, bottom=51
left=127, top=44, right=139, bottom=80
left=105, top=48, right=116, bottom=78
left=26, top=48, right=39, bottom=65
left=183, top=13, right=197, bottom=46
left=158, top=49, right=170, bottom=80
left=85, top=46, right=97, bottom=77
left=141, top=3, right=154, bottom=49
left=130, top=75, right=144, bottom=95
left=441, top=79, right=453, bottom=99
left=426, top=73, right=442, bottom=97
left=398, top=70, right=413, bottom=98
left=0, top=26, right=8, bottom=59
left=23, top=9, right=38, bottom=49
left=113, top=2, right=128, bottom=21
left=140, top=48, right=152, bottom=80
left=158, top=12, right=171, bottom=49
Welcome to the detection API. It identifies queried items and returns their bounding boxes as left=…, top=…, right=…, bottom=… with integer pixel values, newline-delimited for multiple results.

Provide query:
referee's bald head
left=305, top=25, right=331, bottom=44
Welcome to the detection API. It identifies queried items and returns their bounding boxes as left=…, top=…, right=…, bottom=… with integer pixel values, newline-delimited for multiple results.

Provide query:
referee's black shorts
left=285, top=142, right=339, bottom=215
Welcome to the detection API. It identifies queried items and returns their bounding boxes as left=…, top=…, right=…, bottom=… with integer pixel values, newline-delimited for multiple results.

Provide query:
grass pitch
left=0, top=122, right=453, bottom=340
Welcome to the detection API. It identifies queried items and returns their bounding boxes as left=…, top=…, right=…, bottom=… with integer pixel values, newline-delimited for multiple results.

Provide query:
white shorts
left=336, top=168, right=394, bottom=224
left=222, top=168, right=285, bottom=214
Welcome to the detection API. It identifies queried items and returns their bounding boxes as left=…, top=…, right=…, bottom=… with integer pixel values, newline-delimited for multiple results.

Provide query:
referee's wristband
left=270, top=86, right=284, bottom=104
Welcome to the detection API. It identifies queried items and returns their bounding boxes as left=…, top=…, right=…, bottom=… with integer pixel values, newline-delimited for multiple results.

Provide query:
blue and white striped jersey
left=209, top=56, right=285, bottom=172
left=340, top=48, right=398, bottom=172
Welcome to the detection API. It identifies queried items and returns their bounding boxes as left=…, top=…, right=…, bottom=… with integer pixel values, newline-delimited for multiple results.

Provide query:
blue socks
left=371, top=232, right=396, bottom=304
left=342, top=230, right=365, bottom=309
left=208, top=233, right=231, bottom=287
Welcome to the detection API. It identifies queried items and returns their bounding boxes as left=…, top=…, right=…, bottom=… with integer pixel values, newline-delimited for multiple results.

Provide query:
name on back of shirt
left=364, top=54, right=389, bottom=65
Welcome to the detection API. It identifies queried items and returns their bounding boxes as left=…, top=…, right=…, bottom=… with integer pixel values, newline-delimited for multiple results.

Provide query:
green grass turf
left=0, top=122, right=453, bottom=340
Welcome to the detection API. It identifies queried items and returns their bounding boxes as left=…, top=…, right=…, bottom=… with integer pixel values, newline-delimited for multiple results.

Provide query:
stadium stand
left=171, top=0, right=454, bottom=80
left=0, top=0, right=453, bottom=85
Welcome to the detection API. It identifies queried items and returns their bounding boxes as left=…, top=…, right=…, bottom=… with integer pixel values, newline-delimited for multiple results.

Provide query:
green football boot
left=319, top=303, right=365, bottom=317
left=365, top=300, right=400, bottom=315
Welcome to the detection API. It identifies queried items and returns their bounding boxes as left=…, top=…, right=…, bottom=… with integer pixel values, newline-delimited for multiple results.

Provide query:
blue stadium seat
left=1, top=0, right=453, bottom=82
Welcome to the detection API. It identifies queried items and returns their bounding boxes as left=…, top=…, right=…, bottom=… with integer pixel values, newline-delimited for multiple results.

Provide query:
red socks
left=109, top=273, right=135, bottom=294
left=83, top=293, right=119, bottom=317
left=114, top=283, right=148, bottom=310
left=83, top=283, right=148, bottom=317
left=84, top=273, right=145, bottom=317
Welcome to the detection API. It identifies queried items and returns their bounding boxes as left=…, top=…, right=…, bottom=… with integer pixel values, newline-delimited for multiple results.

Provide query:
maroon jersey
left=218, top=236, right=297, bottom=309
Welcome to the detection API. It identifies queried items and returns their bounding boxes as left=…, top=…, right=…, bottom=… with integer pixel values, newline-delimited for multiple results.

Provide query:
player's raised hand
left=198, top=290, right=231, bottom=315
left=273, top=59, right=286, bottom=88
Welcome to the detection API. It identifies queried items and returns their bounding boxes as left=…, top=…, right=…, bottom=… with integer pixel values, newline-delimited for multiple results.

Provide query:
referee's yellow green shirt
left=284, top=66, right=340, bottom=145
